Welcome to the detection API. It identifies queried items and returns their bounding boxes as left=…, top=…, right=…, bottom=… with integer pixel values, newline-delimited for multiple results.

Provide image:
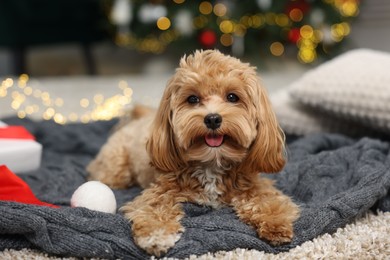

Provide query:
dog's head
left=147, top=50, right=285, bottom=174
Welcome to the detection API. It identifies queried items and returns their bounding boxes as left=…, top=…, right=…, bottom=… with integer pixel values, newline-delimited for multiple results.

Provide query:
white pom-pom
left=71, top=181, right=117, bottom=214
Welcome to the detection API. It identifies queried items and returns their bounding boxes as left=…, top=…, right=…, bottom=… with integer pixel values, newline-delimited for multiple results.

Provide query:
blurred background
left=0, top=0, right=389, bottom=123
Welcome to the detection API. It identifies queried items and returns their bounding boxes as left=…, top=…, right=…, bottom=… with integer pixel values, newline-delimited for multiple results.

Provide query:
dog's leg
left=231, top=177, right=300, bottom=245
left=87, top=130, right=134, bottom=189
left=121, top=177, right=186, bottom=256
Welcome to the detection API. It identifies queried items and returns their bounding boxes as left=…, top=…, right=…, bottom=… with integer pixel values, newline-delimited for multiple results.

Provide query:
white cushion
left=288, top=49, right=390, bottom=132
left=270, top=89, right=380, bottom=137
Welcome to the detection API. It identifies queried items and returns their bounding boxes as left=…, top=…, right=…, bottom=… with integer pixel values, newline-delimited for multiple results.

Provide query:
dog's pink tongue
left=205, top=134, right=224, bottom=147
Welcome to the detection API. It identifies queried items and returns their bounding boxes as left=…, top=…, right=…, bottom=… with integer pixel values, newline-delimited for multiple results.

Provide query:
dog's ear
left=240, top=78, right=286, bottom=174
left=146, top=80, right=186, bottom=173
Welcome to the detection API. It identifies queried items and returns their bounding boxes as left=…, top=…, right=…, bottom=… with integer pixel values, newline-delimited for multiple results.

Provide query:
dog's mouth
left=204, top=134, right=224, bottom=147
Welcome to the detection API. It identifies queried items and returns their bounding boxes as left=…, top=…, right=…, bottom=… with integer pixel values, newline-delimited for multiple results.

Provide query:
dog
left=87, top=50, right=300, bottom=256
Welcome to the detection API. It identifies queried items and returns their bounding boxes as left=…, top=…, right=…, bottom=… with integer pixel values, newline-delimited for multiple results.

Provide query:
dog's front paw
left=134, top=228, right=183, bottom=257
left=258, top=222, right=294, bottom=246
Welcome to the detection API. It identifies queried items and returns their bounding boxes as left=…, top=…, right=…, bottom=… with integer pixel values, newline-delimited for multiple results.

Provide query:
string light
left=213, top=3, right=227, bottom=17
left=220, top=34, right=233, bottom=46
left=331, top=22, right=351, bottom=42
left=300, top=25, right=313, bottom=39
left=193, top=15, right=208, bottom=29
left=275, top=14, right=290, bottom=27
left=219, top=20, right=234, bottom=34
left=199, top=1, right=212, bottom=15
left=270, top=42, right=284, bottom=56
left=109, top=0, right=359, bottom=63
left=289, top=8, right=303, bottom=22
left=157, top=17, right=171, bottom=30
left=251, top=14, right=264, bottom=28
left=0, top=75, right=133, bottom=124
left=325, top=0, right=359, bottom=17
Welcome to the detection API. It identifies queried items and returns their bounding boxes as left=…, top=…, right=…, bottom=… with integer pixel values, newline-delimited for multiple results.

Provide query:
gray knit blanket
left=1, top=117, right=389, bottom=259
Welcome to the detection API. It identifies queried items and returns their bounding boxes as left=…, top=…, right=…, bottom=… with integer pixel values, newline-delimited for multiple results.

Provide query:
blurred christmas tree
left=109, top=0, right=360, bottom=63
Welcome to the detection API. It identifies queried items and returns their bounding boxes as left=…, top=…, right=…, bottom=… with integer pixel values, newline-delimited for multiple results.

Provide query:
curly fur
left=87, top=50, right=300, bottom=257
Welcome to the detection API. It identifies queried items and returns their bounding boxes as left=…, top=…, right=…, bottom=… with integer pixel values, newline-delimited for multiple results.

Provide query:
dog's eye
left=187, top=95, right=200, bottom=104
left=227, top=93, right=239, bottom=103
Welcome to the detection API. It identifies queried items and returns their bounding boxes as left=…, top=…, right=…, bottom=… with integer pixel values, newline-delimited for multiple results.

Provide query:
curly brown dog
left=87, top=50, right=300, bottom=256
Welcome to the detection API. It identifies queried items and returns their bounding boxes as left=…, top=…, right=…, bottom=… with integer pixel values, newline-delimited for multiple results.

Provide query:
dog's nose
left=204, top=113, right=222, bottom=130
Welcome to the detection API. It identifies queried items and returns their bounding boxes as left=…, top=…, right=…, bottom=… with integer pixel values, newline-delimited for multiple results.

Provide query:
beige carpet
left=1, top=211, right=388, bottom=260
